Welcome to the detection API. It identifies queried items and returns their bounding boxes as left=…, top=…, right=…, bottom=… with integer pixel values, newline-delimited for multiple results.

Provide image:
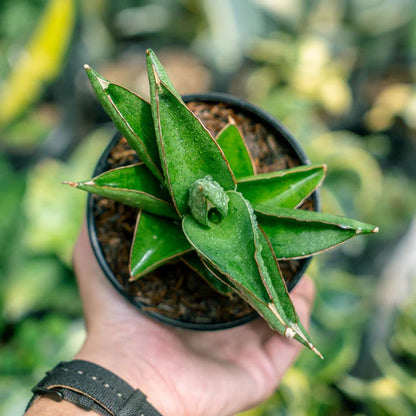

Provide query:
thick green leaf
left=216, top=122, right=255, bottom=180
left=195, top=226, right=318, bottom=352
left=65, top=163, right=177, bottom=218
left=85, top=66, right=163, bottom=182
left=183, top=191, right=270, bottom=304
left=146, top=49, right=182, bottom=102
left=258, top=207, right=379, bottom=259
left=150, top=79, right=236, bottom=215
left=238, top=165, right=326, bottom=211
left=181, top=253, right=233, bottom=296
left=256, top=228, right=297, bottom=323
left=257, top=228, right=317, bottom=349
left=130, top=211, right=191, bottom=279
left=182, top=191, right=320, bottom=354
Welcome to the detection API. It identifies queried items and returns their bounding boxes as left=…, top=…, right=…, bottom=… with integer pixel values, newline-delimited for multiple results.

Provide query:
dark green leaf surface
left=216, top=122, right=255, bottom=180
left=85, top=66, right=163, bottom=182
left=146, top=49, right=182, bottom=102
left=238, top=165, right=326, bottom=211
left=66, top=163, right=177, bottom=218
left=256, top=227, right=316, bottom=346
left=182, top=191, right=319, bottom=353
left=256, top=228, right=297, bottom=323
left=201, top=255, right=315, bottom=350
left=130, top=211, right=191, bottom=279
left=151, top=81, right=236, bottom=215
left=258, top=207, right=379, bottom=259
left=183, top=191, right=271, bottom=304
left=181, top=253, right=233, bottom=296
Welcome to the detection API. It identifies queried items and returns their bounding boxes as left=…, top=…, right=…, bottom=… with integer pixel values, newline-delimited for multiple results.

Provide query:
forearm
left=24, top=337, right=170, bottom=416
left=25, top=397, right=92, bottom=416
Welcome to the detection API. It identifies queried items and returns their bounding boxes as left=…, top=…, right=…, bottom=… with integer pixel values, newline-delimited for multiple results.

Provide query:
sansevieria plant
left=65, top=50, right=378, bottom=358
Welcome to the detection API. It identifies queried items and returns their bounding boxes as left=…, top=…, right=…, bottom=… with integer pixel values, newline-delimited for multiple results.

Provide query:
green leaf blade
left=258, top=207, right=379, bottom=259
left=65, top=163, right=177, bottom=218
left=238, top=165, right=326, bottom=211
left=256, top=228, right=297, bottom=323
left=183, top=191, right=271, bottom=305
left=151, top=81, right=236, bottom=215
left=189, top=217, right=317, bottom=351
left=216, top=122, right=255, bottom=180
left=146, top=49, right=182, bottom=102
left=181, top=253, right=233, bottom=296
left=130, top=211, right=191, bottom=279
left=85, top=66, right=163, bottom=182
left=183, top=191, right=321, bottom=355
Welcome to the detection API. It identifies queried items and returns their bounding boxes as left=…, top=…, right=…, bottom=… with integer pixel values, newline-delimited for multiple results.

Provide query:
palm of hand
left=74, top=223, right=315, bottom=416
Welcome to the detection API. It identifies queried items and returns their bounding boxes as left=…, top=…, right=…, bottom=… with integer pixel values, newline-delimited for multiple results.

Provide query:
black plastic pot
left=87, top=92, right=320, bottom=331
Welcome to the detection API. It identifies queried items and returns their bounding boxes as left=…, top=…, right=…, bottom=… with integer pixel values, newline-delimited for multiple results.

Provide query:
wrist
left=74, top=336, right=182, bottom=416
left=25, top=359, right=165, bottom=416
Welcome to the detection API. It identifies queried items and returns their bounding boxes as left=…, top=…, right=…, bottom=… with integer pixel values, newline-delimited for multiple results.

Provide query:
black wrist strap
left=26, top=360, right=162, bottom=416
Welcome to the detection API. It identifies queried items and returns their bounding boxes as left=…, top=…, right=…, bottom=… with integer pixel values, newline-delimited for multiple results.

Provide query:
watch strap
left=26, top=360, right=162, bottom=416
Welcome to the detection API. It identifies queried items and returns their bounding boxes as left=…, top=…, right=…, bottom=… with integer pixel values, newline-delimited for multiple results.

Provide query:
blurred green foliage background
left=1, top=0, right=415, bottom=415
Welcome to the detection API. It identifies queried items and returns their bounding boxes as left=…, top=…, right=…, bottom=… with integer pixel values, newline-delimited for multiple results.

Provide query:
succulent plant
left=65, top=50, right=378, bottom=358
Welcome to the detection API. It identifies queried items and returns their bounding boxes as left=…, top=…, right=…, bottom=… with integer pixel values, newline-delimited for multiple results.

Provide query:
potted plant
left=65, top=50, right=378, bottom=358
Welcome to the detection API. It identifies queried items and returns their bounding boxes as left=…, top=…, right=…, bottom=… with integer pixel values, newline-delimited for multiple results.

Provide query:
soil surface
left=93, top=101, right=313, bottom=325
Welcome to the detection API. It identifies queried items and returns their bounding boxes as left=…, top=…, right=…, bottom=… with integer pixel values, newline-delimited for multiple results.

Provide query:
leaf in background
left=216, top=121, right=255, bottom=179
left=258, top=207, right=378, bottom=259
left=65, top=163, right=177, bottom=218
left=0, top=0, right=75, bottom=127
left=150, top=78, right=236, bottom=214
left=23, top=126, right=112, bottom=265
left=181, top=253, right=233, bottom=296
left=84, top=67, right=163, bottom=182
left=3, top=257, right=62, bottom=321
left=238, top=165, right=326, bottom=211
left=130, top=211, right=191, bottom=279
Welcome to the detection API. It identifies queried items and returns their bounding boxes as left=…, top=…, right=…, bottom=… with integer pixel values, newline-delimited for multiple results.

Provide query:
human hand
left=73, top=221, right=316, bottom=416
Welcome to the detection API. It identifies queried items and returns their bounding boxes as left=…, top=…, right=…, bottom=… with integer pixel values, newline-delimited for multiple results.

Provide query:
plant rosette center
left=188, top=176, right=229, bottom=227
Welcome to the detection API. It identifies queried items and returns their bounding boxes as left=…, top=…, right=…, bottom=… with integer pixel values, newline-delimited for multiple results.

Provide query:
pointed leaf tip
left=312, top=346, right=324, bottom=359
left=62, top=180, right=79, bottom=188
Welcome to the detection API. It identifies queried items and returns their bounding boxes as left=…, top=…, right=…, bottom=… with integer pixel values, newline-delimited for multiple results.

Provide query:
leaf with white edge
left=238, top=165, right=326, bottom=211
left=258, top=207, right=379, bottom=260
left=216, top=121, right=255, bottom=180
left=183, top=191, right=270, bottom=305
left=151, top=80, right=236, bottom=215
left=85, top=66, right=163, bottom=182
left=64, top=163, right=177, bottom=218
left=130, top=211, right=191, bottom=280
left=257, top=227, right=318, bottom=351
left=200, top=241, right=320, bottom=354
left=182, top=191, right=321, bottom=355
left=146, top=49, right=182, bottom=102
left=181, top=253, right=233, bottom=296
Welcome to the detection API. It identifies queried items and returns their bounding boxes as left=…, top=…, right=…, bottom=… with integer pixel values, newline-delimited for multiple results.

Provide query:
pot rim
left=87, top=92, right=320, bottom=331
